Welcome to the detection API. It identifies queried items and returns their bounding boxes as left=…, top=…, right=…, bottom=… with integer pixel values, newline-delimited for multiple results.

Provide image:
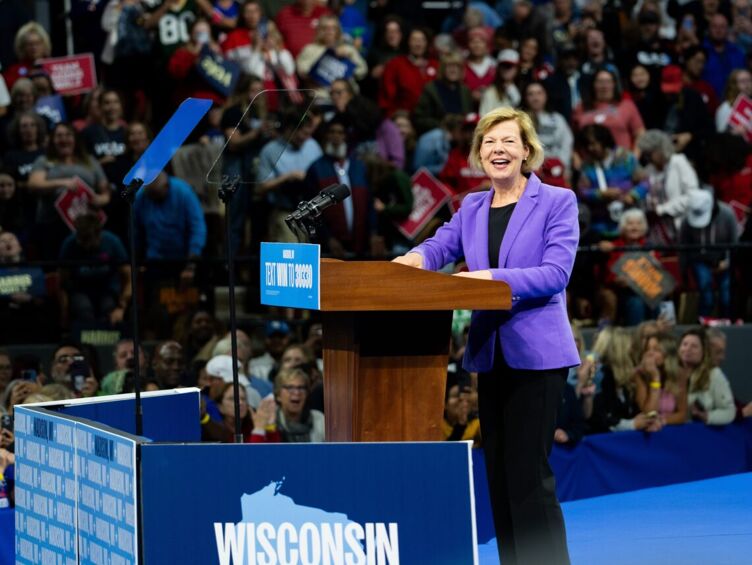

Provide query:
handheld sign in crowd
left=260, top=242, right=320, bottom=310
left=39, top=53, right=98, bottom=95
left=308, top=48, right=357, bottom=86
left=396, top=168, right=453, bottom=240
left=35, top=94, right=67, bottom=126
left=729, top=94, right=752, bottom=142
left=0, top=267, right=45, bottom=297
left=611, top=251, right=676, bottom=309
left=54, top=177, right=107, bottom=231
left=196, top=46, right=241, bottom=97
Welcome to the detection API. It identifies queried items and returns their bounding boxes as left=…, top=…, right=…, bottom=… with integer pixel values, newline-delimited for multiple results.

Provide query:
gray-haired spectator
left=637, top=129, right=700, bottom=244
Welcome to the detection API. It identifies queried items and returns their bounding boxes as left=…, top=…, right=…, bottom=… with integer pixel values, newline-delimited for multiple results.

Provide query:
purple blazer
left=412, top=173, right=581, bottom=372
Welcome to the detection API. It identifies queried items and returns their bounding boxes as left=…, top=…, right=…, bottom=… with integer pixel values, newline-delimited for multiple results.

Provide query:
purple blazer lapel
left=497, top=174, right=541, bottom=268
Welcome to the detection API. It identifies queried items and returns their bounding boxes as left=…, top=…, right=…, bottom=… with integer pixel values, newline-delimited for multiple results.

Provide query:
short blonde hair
left=468, top=107, right=544, bottom=174
left=14, top=22, right=51, bottom=60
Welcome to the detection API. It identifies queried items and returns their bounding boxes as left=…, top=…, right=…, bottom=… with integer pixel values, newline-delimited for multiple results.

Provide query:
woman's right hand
left=392, top=252, right=423, bottom=268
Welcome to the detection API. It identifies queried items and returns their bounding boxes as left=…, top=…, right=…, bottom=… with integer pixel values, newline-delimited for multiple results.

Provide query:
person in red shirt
left=3, top=22, right=50, bottom=89
left=439, top=113, right=489, bottom=196
left=378, top=27, right=438, bottom=116
left=681, top=45, right=719, bottom=116
left=275, top=0, right=332, bottom=58
left=464, top=27, right=496, bottom=105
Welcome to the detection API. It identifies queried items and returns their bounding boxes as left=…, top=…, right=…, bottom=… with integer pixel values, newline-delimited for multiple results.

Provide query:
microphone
left=286, top=183, right=351, bottom=223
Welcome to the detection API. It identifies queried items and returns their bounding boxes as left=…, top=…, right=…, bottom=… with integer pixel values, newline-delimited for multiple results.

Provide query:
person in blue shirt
left=702, top=14, right=746, bottom=97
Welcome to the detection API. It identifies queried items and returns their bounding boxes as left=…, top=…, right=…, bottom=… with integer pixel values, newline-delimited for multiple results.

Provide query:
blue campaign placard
left=260, top=242, right=321, bottom=310
left=140, top=442, right=478, bottom=565
left=13, top=406, right=139, bottom=565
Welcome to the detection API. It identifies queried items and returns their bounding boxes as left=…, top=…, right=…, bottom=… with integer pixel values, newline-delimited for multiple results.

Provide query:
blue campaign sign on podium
left=260, top=242, right=321, bottom=310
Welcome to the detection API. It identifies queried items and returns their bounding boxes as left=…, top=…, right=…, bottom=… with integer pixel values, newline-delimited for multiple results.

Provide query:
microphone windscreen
left=323, top=183, right=351, bottom=202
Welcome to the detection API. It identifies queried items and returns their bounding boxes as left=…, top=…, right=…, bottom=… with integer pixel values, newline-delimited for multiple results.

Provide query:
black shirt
left=488, top=203, right=516, bottom=269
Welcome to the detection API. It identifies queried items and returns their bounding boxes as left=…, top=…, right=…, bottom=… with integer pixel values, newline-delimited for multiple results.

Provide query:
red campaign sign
left=728, top=95, right=752, bottom=142
left=39, top=53, right=98, bottom=96
left=54, top=177, right=107, bottom=231
left=396, top=168, right=452, bottom=240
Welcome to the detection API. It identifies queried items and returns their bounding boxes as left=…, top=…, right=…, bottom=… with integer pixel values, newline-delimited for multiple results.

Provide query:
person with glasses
left=209, top=382, right=280, bottom=443
left=49, top=342, right=84, bottom=385
left=274, top=367, right=324, bottom=443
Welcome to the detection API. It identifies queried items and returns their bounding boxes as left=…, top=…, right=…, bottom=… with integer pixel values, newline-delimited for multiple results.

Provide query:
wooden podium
left=319, top=260, right=511, bottom=442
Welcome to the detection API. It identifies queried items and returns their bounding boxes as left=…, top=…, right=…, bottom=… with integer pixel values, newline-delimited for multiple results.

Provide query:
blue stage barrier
left=473, top=420, right=752, bottom=543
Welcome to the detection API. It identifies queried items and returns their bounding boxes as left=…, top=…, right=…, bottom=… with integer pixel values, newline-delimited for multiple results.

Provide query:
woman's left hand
left=453, top=270, right=492, bottom=280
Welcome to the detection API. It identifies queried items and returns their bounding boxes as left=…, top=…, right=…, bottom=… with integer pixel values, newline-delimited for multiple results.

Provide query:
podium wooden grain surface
left=320, top=260, right=511, bottom=442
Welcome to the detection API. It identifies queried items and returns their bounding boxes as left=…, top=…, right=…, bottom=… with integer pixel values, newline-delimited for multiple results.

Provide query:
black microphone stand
left=218, top=174, right=244, bottom=444
left=121, top=178, right=145, bottom=436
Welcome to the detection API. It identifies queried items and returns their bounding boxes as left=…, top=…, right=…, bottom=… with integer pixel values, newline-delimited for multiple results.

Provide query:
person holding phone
left=394, top=107, right=578, bottom=565
left=634, top=333, right=687, bottom=426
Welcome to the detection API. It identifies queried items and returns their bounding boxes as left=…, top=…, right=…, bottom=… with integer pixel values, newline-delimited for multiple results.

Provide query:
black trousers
left=478, top=352, right=570, bottom=565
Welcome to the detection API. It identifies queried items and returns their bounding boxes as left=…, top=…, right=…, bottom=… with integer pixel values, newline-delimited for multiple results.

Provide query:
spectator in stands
left=679, top=327, right=736, bottom=425
left=599, top=209, right=655, bottom=326
left=412, top=113, right=463, bottom=176
left=522, top=81, right=574, bottom=178
left=331, top=79, right=404, bottom=169
left=554, top=378, right=586, bottom=445
left=274, top=366, right=325, bottom=442
left=544, top=42, right=582, bottom=124
left=637, top=129, right=700, bottom=244
left=59, top=212, right=130, bottom=327
left=681, top=45, right=719, bottom=116
left=27, top=122, right=111, bottom=259
left=212, top=331, right=273, bottom=400
left=257, top=110, right=322, bottom=242
left=659, top=64, right=715, bottom=162
left=181, top=309, right=222, bottom=364
left=732, top=0, right=752, bottom=53
left=0, top=173, right=24, bottom=237
left=3, top=22, right=50, bottom=89
left=168, top=17, right=228, bottom=106
left=378, top=27, right=438, bottom=116
left=249, top=321, right=291, bottom=382
left=438, top=112, right=489, bottom=196
left=715, top=69, right=752, bottom=133
left=464, top=27, right=496, bottom=105
left=366, top=15, right=404, bottom=89
left=2, top=379, right=39, bottom=416
left=679, top=189, right=738, bottom=317
left=3, top=111, right=46, bottom=201
left=625, top=63, right=666, bottom=130
left=365, top=155, right=414, bottom=252
left=516, top=37, right=554, bottom=94
left=442, top=370, right=481, bottom=446
left=573, top=66, right=645, bottom=150
left=588, top=326, right=661, bottom=433
left=296, top=15, right=367, bottom=105
left=100, top=338, right=149, bottom=396
left=479, top=49, right=521, bottom=117
left=151, top=340, right=185, bottom=389
left=621, top=8, right=673, bottom=85
left=134, top=171, right=206, bottom=264
left=304, top=115, right=378, bottom=256
left=578, top=28, right=616, bottom=96
left=221, top=1, right=295, bottom=105
left=206, top=354, right=261, bottom=409
left=702, top=13, right=746, bottom=98
left=208, top=0, right=240, bottom=31
left=576, top=124, right=643, bottom=239
left=81, top=89, right=127, bottom=177
left=209, top=382, right=280, bottom=442
left=634, top=333, right=688, bottom=425
left=48, top=342, right=84, bottom=386
left=391, top=110, right=417, bottom=172
left=413, top=51, right=473, bottom=136
left=0, top=78, right=39, bottom=155
left=275, top=0, right=332, bottom=59
left=499, top=0, right=552, bottom=58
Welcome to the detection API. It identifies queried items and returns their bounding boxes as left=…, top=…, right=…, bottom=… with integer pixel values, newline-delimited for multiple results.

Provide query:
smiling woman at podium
left=394, top=107, right=579, bottom=565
